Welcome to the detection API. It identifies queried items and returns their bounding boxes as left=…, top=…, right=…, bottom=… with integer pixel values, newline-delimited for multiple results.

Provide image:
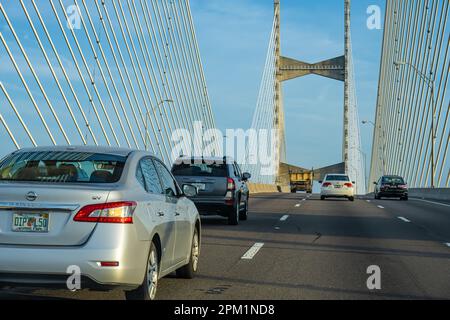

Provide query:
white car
left=320, top=174, right=355, bottom=201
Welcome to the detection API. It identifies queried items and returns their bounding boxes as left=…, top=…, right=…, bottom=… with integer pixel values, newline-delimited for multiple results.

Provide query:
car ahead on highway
left=0, top=146, right=201, bottom=300
left=320, top=174, right=355, bottom=201
left=171, top=157, right=251, bottom=225
left=374, top=175, right=409, bottom=200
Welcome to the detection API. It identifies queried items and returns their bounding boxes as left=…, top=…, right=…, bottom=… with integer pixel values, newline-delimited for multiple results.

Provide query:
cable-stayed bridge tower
left=248, top=0, right=366, bottom=194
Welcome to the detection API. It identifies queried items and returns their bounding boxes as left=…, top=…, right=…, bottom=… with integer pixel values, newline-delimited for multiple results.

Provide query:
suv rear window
left=326, top=175, right=350, bottom=182
left=0, top=151, right=126, bottom=183
left=172, top=162, right=228, bottom=177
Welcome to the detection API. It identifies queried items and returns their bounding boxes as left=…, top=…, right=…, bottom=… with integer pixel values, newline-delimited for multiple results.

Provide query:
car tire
left=228, top=201, right=240, bottom=225
left=401, top=196, right=409, bottom=201
left=125, top=242, right=159, bottom=300
left=320, top=196, right=325, bottom=200
left=176, top=228, right=200, bottom=279
left=348, top=196, right=355, bottom=202
left=239, top=200, right=248, bottom=221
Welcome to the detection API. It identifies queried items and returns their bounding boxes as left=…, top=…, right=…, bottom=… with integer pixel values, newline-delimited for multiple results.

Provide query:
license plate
left=192, top=183, right=206, bottom=191
left=335, top=185, right=342, bottom=189
left=12, top=213, right=49, bottom=233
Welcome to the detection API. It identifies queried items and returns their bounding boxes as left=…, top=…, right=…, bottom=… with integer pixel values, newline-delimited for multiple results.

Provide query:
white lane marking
left=398, top=217, right=411, bottom=223
left=241, top=243, right=264, bottom=260
left=302, top=199, right=306, bottom=201
left=295, top=204, right=301, bottom=207
left=445, top=243, right=450, bottom=248
left=411, top=198, right=450, bottom=208
left=377, top=205, right=385, bottom=209
left=280, top=215, right=289, bottom=221
left=366, top=200, right=371, bottom=203
left=274, top=227, right=280, bottom=230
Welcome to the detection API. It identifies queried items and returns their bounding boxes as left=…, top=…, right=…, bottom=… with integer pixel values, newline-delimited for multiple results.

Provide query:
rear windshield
left=382, top=177, right=405, bottom=184
left=326, top=175, right=350, bottom=182
left=0, top=151, right=127, bottom=183
left=172, top=162, right=228, bottom=177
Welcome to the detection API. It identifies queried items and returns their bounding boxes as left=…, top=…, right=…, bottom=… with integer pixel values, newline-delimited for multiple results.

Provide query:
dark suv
left=171, top=157, right=251, bottom=225
left=374, top=175, right=409, bottom=200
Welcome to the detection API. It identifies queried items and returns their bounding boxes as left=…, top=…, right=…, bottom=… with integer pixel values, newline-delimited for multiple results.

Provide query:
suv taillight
left=227, top=178, right=236, bottom=191
left=399, top=184, right=408, bottom=189
left=74, top=201, right=137, bottom=224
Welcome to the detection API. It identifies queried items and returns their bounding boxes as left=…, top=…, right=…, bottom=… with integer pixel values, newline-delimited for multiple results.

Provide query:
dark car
left=373, top=175, right=409, bottom=200
left=172, top=157, right=251, bottom=225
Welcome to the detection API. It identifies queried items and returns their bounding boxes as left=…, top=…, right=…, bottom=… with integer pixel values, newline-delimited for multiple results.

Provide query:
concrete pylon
left=274, top=0, right=352, bottom=184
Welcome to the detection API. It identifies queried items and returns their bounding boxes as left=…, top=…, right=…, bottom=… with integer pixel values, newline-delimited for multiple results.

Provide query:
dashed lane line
left=280, top=215, right=289, bottom=221
left=398, top=217, right=411, bottom=223
left=241, top=243, right=265, bottom=260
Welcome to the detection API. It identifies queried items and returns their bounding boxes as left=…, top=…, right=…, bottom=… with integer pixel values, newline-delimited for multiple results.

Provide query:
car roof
left=15, top=145, right=136, bottom=157
left=325, top=173, right=348, bottom=176
left=382, top=175, right=404, bottom=178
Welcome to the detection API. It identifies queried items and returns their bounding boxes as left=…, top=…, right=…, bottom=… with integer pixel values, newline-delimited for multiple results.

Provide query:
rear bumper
left=378, top=191, right=408, bottom=198
left=0, top=224, right=149, bottom=290
left=190, top=197, right=234, bottom=216
left=321, top=189, right=354, bottom=197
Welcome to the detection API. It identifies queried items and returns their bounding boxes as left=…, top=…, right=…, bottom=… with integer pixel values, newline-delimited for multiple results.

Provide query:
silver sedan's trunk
left=0, top=183, right=110, bottom=246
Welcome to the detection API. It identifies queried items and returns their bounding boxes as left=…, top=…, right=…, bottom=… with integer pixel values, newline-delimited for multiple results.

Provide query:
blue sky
left=191, top=0, right=386, bottom=170
left=0, top=0, right=384, bottom=171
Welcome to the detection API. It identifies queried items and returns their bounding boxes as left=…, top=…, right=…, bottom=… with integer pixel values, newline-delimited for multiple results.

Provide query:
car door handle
left=157, top=211, right=165, bottom=217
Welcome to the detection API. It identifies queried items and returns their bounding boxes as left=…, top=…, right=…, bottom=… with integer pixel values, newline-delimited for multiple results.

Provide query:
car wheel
left=320, top=196, right=325, bottom=200
left=228, top=201, right=239, bottom=225
left=125, top=242, right=159, bottom=300
left=176, top=228, right=200, bottom=279
left=401, top=196, right=409, bottom=201
left=239, top=200, right=248, bottom=221
left=348, top=196, right=355, bottom=202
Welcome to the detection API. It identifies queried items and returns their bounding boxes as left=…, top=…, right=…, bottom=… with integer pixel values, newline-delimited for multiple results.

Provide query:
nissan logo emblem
left=26, top=192, right=38, bottom=202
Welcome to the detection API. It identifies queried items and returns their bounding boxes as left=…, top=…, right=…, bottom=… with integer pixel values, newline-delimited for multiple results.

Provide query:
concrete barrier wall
left=409, top=188, right=450, bottom=202
left=248, top=183, right=291, bottom=194
left=248, top=183, right=278, bottom=194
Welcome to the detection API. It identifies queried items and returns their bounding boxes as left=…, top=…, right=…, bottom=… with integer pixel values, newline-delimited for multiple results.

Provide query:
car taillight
left=399, top=185, right=408, bottom=189
left=74, top=201, right=137, bottom=224
left=344, top=183, right=353, bottom=188
left=322, top=182, right=332, bottom=187
left=227, top=178, right=236, bottom=191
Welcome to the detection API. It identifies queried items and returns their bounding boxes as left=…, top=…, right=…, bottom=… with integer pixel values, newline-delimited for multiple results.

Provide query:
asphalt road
left=1, top=193, right=449, bottom=300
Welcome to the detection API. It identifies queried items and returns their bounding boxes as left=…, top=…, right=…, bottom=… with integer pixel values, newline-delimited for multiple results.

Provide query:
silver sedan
left=0, top=146, right=201, bottom=300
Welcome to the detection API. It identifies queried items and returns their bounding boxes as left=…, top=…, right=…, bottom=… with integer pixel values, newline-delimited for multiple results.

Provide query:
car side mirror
left=352, top=181, right=356, bottom=184
left=373, top=182, right=378, bottom=185
left=242, top=172, right=251, bottom=181
left=183, top=184, right=198, bottom=197
left=318, top=181, right=323, bottom=184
